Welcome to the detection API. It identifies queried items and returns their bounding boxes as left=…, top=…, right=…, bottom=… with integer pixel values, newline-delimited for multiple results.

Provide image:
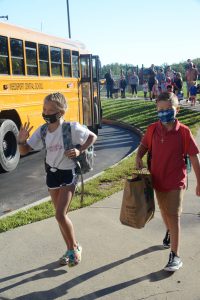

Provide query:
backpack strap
left=40, top=123, right=48, bottom=148
left=40, top=123, right=48, bottom=171
left=179, top=124, right=191, bottom=156
left=62, top=122, right=73, bottom=150
left=62, top=121, right=84, bottom=204
left=179, top=124, right=191, bottom=187
left=146, top=122, right=158, bottom=151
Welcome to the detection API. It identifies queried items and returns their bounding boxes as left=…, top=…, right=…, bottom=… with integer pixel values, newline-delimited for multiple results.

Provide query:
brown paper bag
left=120, top=172, right=155, bottom=229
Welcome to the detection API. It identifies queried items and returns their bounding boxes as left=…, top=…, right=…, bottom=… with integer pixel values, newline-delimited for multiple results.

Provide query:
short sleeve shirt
left=141, top=120, right=199, bottom=191
left=27, top=120, right=89, bottom=170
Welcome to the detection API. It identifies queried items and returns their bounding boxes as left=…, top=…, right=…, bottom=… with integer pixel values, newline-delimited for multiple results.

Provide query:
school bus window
left=39, top=44, right=49, bottom=76
left=63, top=49, right=71, bottom=77
left=25, top=41, right=38, bottom=76
left=72, top=51, right=79, bottom=78
left=10, top=38, right=24, bottom=75
left=92, top=58, right=97, bottom=79
left=81, top=57, right=90, bottom=78
left=0, top=36, right=9, bottom=74
left=50, top=46, right=62, bottom=76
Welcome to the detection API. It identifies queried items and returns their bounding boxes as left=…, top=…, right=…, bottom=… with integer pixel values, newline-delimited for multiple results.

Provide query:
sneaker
left=164, top=251, right=183, bottom=272
left=68, top=244, right=82, bottom=267
left=163, top=230, right=170, bottom=249
left=59, top=250, right=69, bottom=266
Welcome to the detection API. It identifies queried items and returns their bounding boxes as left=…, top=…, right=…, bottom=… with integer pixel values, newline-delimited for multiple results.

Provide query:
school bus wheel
left=0, top=119, right=20, bottom=172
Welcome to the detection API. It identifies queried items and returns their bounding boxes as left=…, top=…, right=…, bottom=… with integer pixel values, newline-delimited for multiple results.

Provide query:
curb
left=102, top=118, right=143, bottom=137
left=0, top=121, right=141, bottom=220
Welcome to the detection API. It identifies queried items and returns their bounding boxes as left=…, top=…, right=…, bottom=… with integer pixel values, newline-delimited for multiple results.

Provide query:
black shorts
left=46, top=168, right=79, bottom=189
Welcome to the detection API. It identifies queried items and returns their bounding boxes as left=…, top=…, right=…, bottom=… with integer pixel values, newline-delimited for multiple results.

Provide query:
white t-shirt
left=27, top=120, right=90, bottom=169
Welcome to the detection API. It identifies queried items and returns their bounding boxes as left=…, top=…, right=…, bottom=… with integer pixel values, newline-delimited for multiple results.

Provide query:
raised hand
left=18, top=117, right=33, bottom=144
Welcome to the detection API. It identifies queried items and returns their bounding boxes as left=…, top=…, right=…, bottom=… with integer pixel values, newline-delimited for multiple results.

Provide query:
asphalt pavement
left=0, top=124, right=140, bottom=216
left=0, top=99, right=200, bottom=300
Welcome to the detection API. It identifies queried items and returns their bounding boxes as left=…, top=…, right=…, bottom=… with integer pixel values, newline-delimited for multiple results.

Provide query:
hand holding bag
left=120, top=170, right=155, bottom=229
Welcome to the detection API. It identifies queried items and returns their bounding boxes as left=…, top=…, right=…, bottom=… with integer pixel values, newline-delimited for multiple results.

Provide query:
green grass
left=102, top=99, right=200, bottom=135
left=0, top=155, right=134, bottom=232
left=1, top=99, right=200, bottom=232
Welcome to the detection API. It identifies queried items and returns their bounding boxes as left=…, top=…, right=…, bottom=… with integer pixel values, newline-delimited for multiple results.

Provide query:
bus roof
left=0, top=22, right=89, bottom=53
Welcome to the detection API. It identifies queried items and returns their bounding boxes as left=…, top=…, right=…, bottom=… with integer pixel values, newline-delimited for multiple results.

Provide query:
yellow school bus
left=0, top=22, right=101, bottom=172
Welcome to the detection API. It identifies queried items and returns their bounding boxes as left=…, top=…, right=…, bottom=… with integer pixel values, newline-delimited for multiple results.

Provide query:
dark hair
left=167, top=85, right=172, bottom=89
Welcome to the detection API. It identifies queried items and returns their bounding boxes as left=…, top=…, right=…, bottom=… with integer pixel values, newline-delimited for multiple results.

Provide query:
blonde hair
left=44, top=92, right=67, bottom=113
left=157, top=92, right=179, bottom=107
left=176, top=72, right=182, bottom=79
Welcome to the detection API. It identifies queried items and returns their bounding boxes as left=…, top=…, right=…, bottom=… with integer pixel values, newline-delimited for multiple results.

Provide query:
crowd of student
left=104, top=69, right=139, bottom=99
left=145, top=61, right=199, bottom=106
left=104, top=59, right=199, bottom=105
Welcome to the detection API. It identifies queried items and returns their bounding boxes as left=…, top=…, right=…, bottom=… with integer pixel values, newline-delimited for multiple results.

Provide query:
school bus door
left=80, top=54, right=101, bottom=134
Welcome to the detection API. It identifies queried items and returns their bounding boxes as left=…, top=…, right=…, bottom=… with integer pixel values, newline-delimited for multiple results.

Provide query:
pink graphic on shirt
left=47, top=144, right=63, bottom=152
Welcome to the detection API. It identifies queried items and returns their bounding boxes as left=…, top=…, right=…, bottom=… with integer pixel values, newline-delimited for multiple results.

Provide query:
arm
left=78, top=131, right=97, bottom=153
left=135, top=143, right=148, bottom=169
left=65, top=131, right=97, bottom=159
left=190, top=154, right=200, bottom=196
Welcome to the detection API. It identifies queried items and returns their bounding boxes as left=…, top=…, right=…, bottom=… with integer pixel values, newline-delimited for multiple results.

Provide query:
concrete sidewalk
left=0, top=134, right=200, bottom=299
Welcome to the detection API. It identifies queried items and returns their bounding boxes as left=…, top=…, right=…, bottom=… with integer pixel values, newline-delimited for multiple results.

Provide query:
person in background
left=189, top=81, right=197, bottom=106
left=174, top=72, right=183, bottom=101
left=119, top=75, right=127, bottom=98
left=165, top=66, right=175, bottom=83
left=161, top=79, right=167, bottom=93
left=152, top=79, right=160, bottom=99
left=143, top=80, right=148, bottom=99
left=156, top=68, right=166, bottom=93
left=135, top=92, right=200, bottom=272
left=129, top=71, right=139, bottom=98
left=104, top=69, right=114, bottom=99
left=165, top=77, right=172, bottom=91
left=148, top=64, right=157, bottom=100
left=185, top=62, right=198, bottom=101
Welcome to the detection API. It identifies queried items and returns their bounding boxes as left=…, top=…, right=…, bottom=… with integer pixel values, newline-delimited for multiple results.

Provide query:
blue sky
left=1, top=0, right=200, bottom=67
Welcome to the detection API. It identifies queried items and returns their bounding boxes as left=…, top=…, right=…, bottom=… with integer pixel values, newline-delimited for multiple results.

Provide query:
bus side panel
left=0, top=76, right=83, bottom=132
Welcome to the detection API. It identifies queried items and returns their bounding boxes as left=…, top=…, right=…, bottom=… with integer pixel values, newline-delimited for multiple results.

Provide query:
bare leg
left=156, top=189, right=182, bottom=256
left=49, top=185, right=77, bottom=250
left=159, top=208, right=170, bottom=230
left=50, top=188, right=70, bottom=248
left=166, top=214, right=180, bottom=256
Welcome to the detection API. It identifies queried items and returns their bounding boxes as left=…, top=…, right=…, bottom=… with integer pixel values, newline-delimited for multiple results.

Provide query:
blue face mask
left=158, top=108, right=175, bottom=123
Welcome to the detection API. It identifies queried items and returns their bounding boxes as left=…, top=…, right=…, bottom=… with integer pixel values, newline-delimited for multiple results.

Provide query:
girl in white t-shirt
left=17, top=92, right=97, bottom=267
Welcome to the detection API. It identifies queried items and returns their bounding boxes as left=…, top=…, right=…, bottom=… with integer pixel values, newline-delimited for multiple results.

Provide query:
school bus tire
left=0, top=119, right=20, bottom=172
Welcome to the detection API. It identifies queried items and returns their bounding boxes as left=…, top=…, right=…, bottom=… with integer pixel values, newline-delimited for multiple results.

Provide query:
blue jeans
left=106, top=84, right=113, bottom=98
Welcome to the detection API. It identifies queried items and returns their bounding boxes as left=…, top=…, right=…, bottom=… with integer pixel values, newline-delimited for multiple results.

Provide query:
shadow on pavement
left=0, top=245, right=173, bottom=300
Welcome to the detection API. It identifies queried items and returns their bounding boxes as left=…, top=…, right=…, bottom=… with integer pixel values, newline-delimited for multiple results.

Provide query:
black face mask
left=42, top=112, right=61, bottom=124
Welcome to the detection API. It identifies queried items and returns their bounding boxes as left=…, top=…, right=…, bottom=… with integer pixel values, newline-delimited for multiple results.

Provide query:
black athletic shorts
left=46, top=167, right=79, bottom=189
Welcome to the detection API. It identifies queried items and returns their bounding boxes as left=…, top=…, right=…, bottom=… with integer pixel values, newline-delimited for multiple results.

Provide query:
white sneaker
left=164, top=251, right=183, bottom=272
